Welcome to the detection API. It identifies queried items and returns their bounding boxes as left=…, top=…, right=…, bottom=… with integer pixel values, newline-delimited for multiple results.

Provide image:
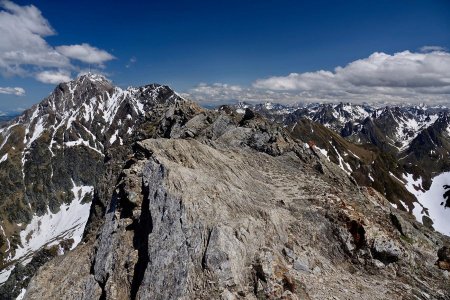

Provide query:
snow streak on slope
left=315, top=146, right=330, bottom=161
left=331, top=144, right=352, bottom=176
left=404, top=172, right=450, bottom=236
left=0, top=266, right=13, bottom=284
left=11, top=182, right=93, bottom=263
left=15, top=288, right=26, bottom=300
left=394, top=114, right=438, bottom=151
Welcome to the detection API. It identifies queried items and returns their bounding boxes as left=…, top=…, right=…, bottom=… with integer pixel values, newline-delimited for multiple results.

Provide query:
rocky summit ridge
left=0, top=75, right=449, bottom=299
left=236, top=101, right=450, bottom=236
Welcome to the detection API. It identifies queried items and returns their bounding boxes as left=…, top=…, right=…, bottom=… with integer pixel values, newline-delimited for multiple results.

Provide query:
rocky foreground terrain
left=25, top=137, right=450, bottom=299
left=0, top=75, right=449, bottom=299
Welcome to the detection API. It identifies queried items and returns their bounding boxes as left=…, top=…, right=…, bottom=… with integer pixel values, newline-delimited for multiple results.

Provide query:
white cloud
left=420, top=45, right=447, bottom=53
left=56, top=43, right=115, bottom=64
left=186, top=50, right=450, bottom=105
left=36, top=70, right=71, bottom=84
left=254, top=51, right=450, bottom=92
left=1, top=0, right=54, bottom=36
left=0, top=86, right=25, bottom=96
left=0, top=1, right=115, bottom=84
left=187, top=83, right=242, bottom=98
left=183, top=82, right=306, bottom=105
left=0, top=0, right=69, bottom=75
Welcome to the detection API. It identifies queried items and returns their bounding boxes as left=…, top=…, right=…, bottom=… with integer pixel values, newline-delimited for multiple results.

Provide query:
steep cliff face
left=0, top=74, right=189, bottom=297
left=24, top=127, right=450, bottom=298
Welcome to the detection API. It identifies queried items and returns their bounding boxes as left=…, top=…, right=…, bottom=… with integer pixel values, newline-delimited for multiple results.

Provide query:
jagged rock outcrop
left=0, top=74, right=189, bottom=297
left=24, top=136, right=450, bottom=298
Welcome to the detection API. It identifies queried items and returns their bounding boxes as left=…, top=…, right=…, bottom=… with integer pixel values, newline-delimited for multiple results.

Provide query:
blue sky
left=0, top=0, right=450, bottom=112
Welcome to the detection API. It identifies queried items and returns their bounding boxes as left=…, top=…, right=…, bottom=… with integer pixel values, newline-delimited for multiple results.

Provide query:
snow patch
left=348, top=150, right=360, bottom=159
left=11, top=182, right=94, bottom=262
left=331, top=145, right=352, bottom=175
left=16, top=288, right=26, bottom=300
left=133, top=98, right=145, bottom=115
left=27, top=117, right=44, bottom=147
left=65, top=139, right=103, bottom=156
left=315, top=146, right=330, bottom=161
left=389, top=171, right=405, bottom=184
left=0, top=265, right=13, bottom=284
left=109, top=130, right=119, bottom=145
left=404, top=172, right=450, bottom=236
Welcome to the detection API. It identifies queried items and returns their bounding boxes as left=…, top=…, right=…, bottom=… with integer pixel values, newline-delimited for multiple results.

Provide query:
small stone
left=437, top=261, right=450, bottom=271
left=184, top=130, right=195, bottom=138
left=371, top=237, right=403, bottom=265
left=127, top=191, right=138, bottom=204
left=221, top=289, right=236, bottom=300
left=282, top=247, right=296, bottom=260
left=313, top=266, right=321, bottom=274
left=293, top=260, right=310, bottom=273
left=373, top=259, right=385, bottom=269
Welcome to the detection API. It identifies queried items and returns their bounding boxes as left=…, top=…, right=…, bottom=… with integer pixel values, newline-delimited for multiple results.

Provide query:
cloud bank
left=0, top=86, right=25, bottom=96
left=186, top=50, right=450, bottom=105
left=0, top=1, right=114, bottom=84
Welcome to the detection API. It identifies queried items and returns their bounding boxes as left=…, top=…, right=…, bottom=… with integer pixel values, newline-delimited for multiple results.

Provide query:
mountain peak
left=76, top=72, right=109, bottom=83
left=59, top=73, right=112, bottom=93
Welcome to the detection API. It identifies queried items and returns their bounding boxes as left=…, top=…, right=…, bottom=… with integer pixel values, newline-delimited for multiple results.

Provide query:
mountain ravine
left=0, top=74, right=449, bottom=299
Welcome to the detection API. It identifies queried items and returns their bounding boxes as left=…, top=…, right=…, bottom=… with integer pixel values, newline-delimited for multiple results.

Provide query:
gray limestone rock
left=23, top=138, right=450, bottom=299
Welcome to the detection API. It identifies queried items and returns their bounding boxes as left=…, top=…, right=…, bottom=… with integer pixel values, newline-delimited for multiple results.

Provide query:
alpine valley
left=0, top=74, right=449, bottom=299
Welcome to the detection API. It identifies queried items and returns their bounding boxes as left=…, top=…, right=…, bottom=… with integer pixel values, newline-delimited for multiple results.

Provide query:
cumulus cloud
left=182, top=82, right=305, bottom=105
left=186, top=50, right=450, bottom=105
left=0, top=0, right=69, bottom=75
left=0, top=86, right=25, bottom=96
left=56, top=43, right=115, bottom=64
left=187, top=83, right=242, bottom=98
left=254, top=51, right=450, bottom=91
left=35, top=70, right=71, bottom=84
left=0, top=1, right=114, bottom=84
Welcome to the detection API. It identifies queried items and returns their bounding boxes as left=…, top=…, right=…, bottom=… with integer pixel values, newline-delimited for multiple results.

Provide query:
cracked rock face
left=24, top=136, right=450, bottom=299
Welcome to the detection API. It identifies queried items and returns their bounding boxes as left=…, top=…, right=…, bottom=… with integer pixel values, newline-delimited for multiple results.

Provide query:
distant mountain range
left=0, top=115, right=20, bottom=126
left=230, top=101, right=450, bottom=234
left=0, top=75, right=449, bottom=299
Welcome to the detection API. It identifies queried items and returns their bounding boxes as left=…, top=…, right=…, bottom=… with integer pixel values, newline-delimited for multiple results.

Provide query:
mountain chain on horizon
left=0, top=74, right=449, bottom=299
